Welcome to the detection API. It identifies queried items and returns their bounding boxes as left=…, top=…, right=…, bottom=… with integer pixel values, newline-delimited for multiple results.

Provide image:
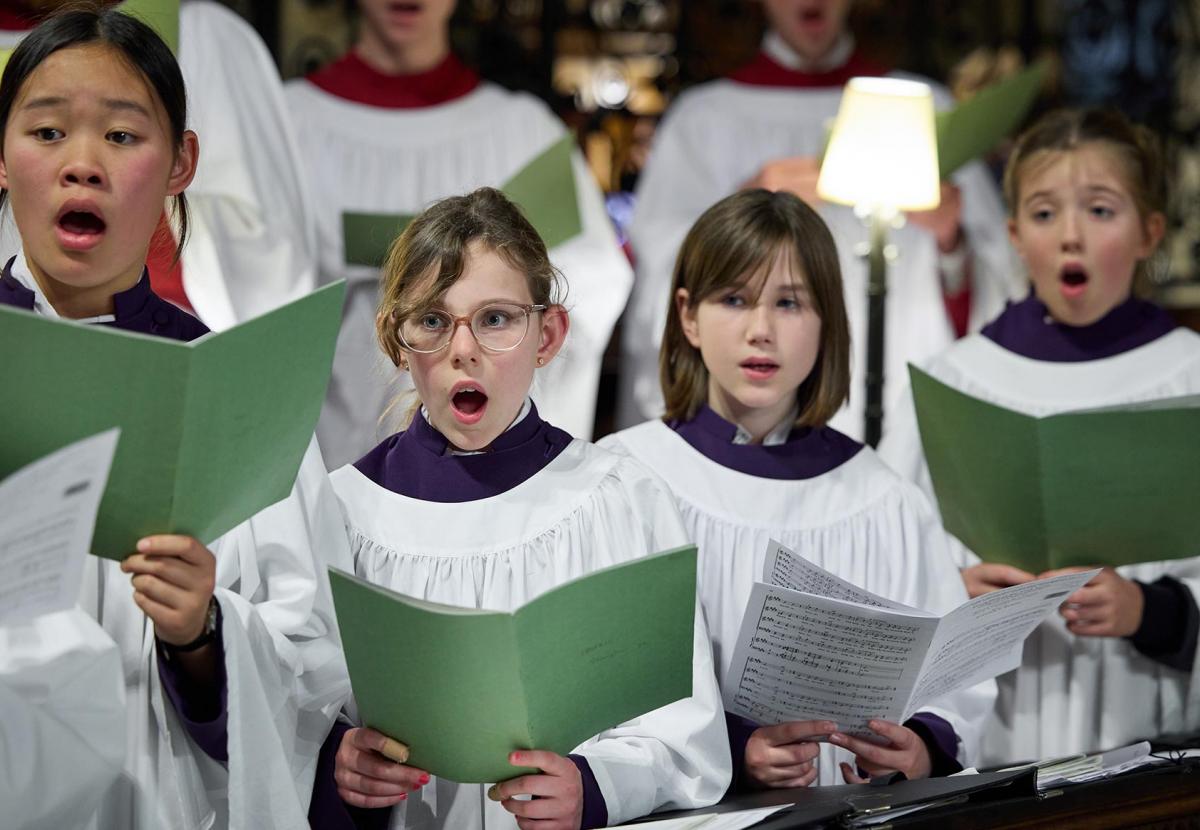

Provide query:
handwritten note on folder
left=329, top=545, right=696, bottom=783
left=725, top=540, right=1096, bottom=738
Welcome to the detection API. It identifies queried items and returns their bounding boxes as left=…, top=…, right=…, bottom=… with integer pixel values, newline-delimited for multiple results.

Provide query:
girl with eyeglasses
left=284, top=0, right=631, bottom=471
left=308, top=187, right=729, bottom=830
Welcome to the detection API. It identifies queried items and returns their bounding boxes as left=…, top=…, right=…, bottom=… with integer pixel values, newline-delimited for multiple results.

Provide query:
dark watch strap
left=160, top=598, right=220, bottom=654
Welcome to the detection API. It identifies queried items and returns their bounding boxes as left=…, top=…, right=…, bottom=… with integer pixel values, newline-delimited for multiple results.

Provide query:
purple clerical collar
left=353, top=402, right=574, bottom=502
left=0, top=256, right=209, bottom=343
left=981, top=292, right=1176, bottom=362
left=670, top=405, right=862, bottom=480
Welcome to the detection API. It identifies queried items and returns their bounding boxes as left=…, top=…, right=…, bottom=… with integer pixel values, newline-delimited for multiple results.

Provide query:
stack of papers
left=618, top=806, right=788, bottom=829
left=1034, top=742, right=1168, bottom=789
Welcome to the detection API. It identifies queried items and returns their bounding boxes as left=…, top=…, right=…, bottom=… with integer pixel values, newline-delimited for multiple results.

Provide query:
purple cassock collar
left=981, top=292, right=1176, bottom=362
left=354, top=402, right=574, bottom=502
left=0, top=256, right=209, bottom=342
left=670, top=405, right=862, bottom=480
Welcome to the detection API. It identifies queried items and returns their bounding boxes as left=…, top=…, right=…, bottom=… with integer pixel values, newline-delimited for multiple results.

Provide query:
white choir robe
left=878, top=330, right=1200, bottom=764
left=600, top=422, right=997, bottom=784
left=0, top=2, right=318, bottom=330
left=177, top=0, right=318, bottom=330
left=75, top=439, right=353, bottom=829
left=284, top=80, right=633, bottom=468
left=0, top=608, right=127, bottom=830
left=620, top=74, right=1023, bottom=437
left=329, top=440, right=731, bottom=828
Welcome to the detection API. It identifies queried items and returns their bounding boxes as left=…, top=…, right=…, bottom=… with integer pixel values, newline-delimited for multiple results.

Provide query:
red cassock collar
left=305, top=50, right=480, bottom=109
left=728, top=49, right=888, bottom=89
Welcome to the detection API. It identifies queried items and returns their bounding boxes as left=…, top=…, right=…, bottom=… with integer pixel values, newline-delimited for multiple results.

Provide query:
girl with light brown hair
left=603, top=188, right=995, bottom=790
left=310, top=187, right=730, bottom=830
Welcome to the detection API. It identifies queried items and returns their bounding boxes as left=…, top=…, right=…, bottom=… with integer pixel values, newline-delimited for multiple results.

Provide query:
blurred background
left=218, top=0, right=1199, bottom=288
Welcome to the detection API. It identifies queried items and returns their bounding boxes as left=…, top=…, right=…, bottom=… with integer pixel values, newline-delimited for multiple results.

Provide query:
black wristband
left=160, top=598, right=220, bottom=654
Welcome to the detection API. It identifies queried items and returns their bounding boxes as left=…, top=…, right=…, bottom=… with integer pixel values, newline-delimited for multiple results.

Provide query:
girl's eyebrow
left=20, top=95, right=151, bottom=117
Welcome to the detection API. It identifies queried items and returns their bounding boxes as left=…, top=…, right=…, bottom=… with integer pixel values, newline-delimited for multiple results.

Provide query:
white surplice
left=619, top=52, right=1023, bottom=437
left=878, top=330, right=1200, bottom=764
left=73, top=439, right=352, bottom=829
left=0, top=608, right=126, bottom=830
left=601, top=421, right=997, bottom=784
left=284, top=80, right=633, bottom=467
left=177, top=1, right=318, bottom=330
left=329, top=440, right=731, bottom=829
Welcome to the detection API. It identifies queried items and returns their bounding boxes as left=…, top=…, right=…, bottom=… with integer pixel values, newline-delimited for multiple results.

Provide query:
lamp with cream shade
left=818, top=77, right=941, bottom=446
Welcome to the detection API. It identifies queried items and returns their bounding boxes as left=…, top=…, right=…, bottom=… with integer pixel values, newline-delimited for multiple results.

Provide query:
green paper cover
left=0, top=282, right=344, bottom=559
left=911, top=365, right=1200, bottom=571
left=329, top=545, right=697, bottom=783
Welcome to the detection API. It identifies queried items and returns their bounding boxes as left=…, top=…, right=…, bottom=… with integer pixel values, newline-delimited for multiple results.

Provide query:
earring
left=399, top=358, right=408, bottom=370
left=536, top=357, right=545, bottom=366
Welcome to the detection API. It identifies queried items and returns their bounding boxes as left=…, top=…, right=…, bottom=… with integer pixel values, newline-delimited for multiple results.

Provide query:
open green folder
left=342, top=134, right=582, bottom=267
left=910, top=365, right=1200, bottom=572
left=329, top=545, right=697, bottom=783
left=936, top=62, right=1045, bottom=179
left=0, top=282, right=344, bottom=559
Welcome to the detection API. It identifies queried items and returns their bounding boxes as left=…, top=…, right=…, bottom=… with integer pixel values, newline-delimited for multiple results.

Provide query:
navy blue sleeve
left=1130, top=576, right=1199, bottom=672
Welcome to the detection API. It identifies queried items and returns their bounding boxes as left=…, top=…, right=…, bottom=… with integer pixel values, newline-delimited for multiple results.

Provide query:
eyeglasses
left=398, top=302, right=547, bottom=354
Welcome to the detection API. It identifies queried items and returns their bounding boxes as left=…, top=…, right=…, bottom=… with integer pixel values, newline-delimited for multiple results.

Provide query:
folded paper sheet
left=725, top=540, right=1095, bottom=736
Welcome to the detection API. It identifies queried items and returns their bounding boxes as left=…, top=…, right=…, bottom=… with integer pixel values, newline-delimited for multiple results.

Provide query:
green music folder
left=911, top=365, right=1200, bottom=571
left=342, top=133, right=582, bottom=267
left=0, top=282, right=344, bottom=559
left=936, top=62, right=1045, bottom=179
left=329, top=545, right=697, bottom=783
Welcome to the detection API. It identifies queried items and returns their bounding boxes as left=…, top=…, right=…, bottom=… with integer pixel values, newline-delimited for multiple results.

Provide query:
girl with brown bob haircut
left=660, top=188, right=850, bottom=427
left=313, top=187, right=732, bottom=830
left=603, top=188, right=996, bottom=790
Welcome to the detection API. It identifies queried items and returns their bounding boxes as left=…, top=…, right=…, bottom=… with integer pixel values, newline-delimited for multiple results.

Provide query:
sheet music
left=728, top=543, right=1096, bottom=734
left=764, top=540, right=929, bottom=614
left=725, top=582, right=938, bottom=735
left=905, top=569, right=1097, bottom=714
left=0, top=430, right=119, bottom=624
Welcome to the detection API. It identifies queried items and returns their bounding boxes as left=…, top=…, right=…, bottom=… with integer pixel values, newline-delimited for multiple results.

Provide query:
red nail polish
left=399, top=793, right=407, bottom=801
left=419, top=774, right=430, bottom=785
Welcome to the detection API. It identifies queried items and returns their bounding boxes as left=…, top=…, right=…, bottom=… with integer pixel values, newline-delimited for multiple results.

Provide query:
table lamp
left=817, top=77, right=940, bottom=447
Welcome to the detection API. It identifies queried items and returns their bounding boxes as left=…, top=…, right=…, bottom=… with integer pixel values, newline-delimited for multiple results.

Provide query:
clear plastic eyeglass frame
left=398, top=302, right=548, bottom=354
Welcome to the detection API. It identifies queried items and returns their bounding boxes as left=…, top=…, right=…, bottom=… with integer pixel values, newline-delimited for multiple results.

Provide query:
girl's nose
left=1061, top=208, right=1082, bottom=251
left=447, top=319, right=480, bottom=366
left=60, top=145, right=105, bottom=188
left=747, top=303, right=775, bottom=343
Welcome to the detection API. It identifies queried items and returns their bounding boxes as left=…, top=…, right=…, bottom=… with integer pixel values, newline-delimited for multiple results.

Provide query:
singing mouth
left=450, top=382, right=489, bottom=424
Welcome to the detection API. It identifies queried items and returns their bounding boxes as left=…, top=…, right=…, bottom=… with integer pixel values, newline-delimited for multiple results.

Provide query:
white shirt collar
left=730, top=403, right=801, bottom=447
left=10, top=248, right=117, bottom=324
left=763, top=30, right=855, bottom=74
left=421, top=396, right=533, bottom=456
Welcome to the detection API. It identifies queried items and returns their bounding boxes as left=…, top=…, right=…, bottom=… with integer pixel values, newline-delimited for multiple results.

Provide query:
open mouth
left=55, top=205, right=107, bottom=251
left=1060, top=264, right=1089, bottom=295
left=798, top=5, right=826, bottom=29
left=450, top=384, right=488, bottom=424
left=59, top=210, right=106, bottom=236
